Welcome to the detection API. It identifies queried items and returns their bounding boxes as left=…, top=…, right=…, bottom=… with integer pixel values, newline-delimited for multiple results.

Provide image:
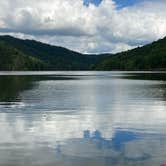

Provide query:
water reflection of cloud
left=57, top=130, right=139, bottom=158
left=54, top=129, right=166, bottom=166
left=0, top=72, right=166, bottom=165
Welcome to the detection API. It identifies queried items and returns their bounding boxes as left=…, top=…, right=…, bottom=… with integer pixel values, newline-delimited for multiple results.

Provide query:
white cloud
left=0, top=0, right=166, bottom=53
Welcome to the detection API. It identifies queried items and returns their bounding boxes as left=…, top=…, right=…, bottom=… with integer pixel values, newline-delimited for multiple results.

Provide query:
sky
left=0, top=0, right=166, bottom=53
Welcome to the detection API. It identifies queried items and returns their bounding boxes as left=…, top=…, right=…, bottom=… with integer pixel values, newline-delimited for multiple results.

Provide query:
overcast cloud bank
left=0, top=0, right=166, bottom=53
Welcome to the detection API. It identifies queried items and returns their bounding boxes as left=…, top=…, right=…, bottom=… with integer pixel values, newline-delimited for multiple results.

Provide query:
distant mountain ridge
left=94, top=37, right=166, bottom=70
left=0, top=35, right=103, bottom=71
left=0, top=35, right=166, bottom=71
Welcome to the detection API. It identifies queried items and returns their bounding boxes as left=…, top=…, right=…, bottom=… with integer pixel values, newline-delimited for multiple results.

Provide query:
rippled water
left=0, top=71, right=166, bottom=166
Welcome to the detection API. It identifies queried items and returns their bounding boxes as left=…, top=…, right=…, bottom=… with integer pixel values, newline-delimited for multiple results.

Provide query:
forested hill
left=0, top=35, right=166, bottom=71
left=94, top=37, right=166, bottom=70
left=0, top=40, right=45, bottom=71
left=0, top=35, right=104, bottom=71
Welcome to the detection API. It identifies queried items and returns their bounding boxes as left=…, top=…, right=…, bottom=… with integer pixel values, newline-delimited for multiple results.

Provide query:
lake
left=0, top=71, right=166, bottom=166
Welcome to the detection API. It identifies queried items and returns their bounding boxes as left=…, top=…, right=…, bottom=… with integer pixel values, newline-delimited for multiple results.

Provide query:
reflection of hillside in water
left=0, top=75, right=80, bottom=103
left=0, top=72, right=166, bottom=104
left=0, top=75, right=75, bottom=106
left=0, top=72, right=166, bottom=166
left=0, top=76, right=35, bottom=103
left=123, top=72, right=166, bottom=81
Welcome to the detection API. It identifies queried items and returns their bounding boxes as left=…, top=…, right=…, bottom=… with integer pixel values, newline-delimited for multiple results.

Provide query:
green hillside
left=94, top=37, right=166, bottom=70
left=0, top=41, right=45, bottom=71
left=0, top=35, right=166, bottom=71
left=0, top=36, right=103, bottom=70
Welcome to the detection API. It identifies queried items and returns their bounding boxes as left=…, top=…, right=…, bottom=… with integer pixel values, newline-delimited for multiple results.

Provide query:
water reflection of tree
left=122, top=73, right=166, bottom=100
left=0, top=75, right=78, bottom=102
left=124, top=73, right=166, bottom=81
left=0, top=76, right=35, bottom=102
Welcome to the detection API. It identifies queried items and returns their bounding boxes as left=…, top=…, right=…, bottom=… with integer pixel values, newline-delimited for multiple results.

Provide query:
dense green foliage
left=94, top=37, right=166, bottom=70
left=0, top=35, right=166, bottom=71
left=0, top=41, right=45, bottom=71
left=0, top=36, right=103, bottom=70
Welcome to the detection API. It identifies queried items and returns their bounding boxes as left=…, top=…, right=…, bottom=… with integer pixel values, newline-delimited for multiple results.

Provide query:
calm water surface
left=0, top=71, right=166, bottom=166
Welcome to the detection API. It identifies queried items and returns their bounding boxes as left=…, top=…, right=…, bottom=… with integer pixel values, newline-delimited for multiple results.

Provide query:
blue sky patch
left=83, top=0, right=102, bottom=6
left=114, top=0, right=141, bottom=8
left=83, top=0, right=141, bottom=8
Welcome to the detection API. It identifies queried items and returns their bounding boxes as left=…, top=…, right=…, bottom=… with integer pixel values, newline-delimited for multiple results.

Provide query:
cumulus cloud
left=0, top=0, right=166, bottom=53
